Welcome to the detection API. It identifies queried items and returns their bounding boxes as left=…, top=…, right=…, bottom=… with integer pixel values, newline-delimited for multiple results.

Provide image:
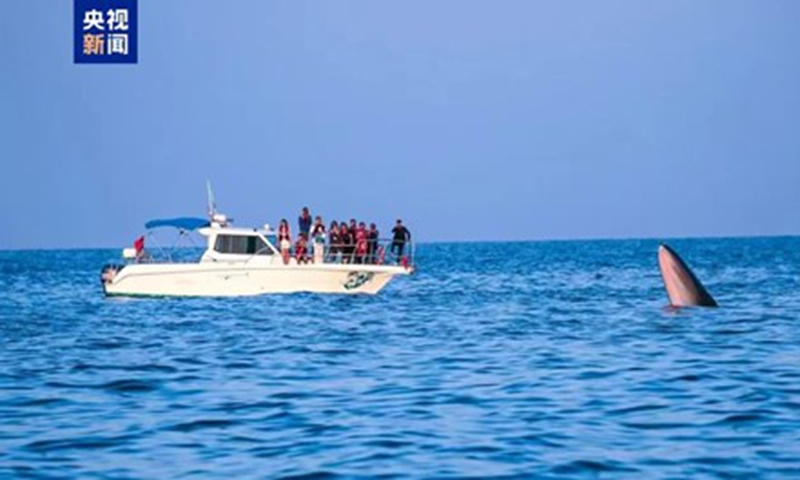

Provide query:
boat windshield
left=213, top=234, right=273, bottom=255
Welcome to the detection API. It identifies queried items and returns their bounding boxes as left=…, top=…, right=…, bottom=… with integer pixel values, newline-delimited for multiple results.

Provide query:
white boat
left=101, top=190, right=413, bottom=297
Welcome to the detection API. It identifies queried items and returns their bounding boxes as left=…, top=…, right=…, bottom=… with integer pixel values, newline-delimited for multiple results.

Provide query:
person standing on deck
left=278, top=218, right=292, bottom=265
left=340, top=223, right=353, bottom=264
left=311, top=216, right=326, bottom=264
left=328, top=221, right=341, bottom=263
left=354, top=222, right=368, bottom=264
left=391, top=219, right=411, bottom=264
left=368, top=223, right=379, bottom=264
left=298, top=207, right=312, bottom=239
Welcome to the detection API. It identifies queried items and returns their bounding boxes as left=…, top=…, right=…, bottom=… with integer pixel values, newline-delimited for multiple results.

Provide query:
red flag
left=134, top=236, right=145, bottom=253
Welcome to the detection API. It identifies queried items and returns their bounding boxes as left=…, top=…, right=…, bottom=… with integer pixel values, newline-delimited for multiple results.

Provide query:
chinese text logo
left=74, top=0, right=137, bottom=64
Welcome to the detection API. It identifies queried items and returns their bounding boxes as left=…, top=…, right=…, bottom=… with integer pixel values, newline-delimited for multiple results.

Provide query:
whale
left=658, top=244, right=718, bottom=308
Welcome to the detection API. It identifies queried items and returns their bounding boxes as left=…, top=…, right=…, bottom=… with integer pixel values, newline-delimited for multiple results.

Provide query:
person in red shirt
left=355, top=222, right=368, bottom=264
left=295, top=234, right=310, bottom=265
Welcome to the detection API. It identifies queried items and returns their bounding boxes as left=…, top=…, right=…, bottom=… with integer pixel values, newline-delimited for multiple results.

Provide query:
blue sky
left=1, top=1, right=799, bottom=249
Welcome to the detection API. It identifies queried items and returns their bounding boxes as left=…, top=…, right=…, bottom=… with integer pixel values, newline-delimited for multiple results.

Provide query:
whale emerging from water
left=658, top=244, right=718, bottom=308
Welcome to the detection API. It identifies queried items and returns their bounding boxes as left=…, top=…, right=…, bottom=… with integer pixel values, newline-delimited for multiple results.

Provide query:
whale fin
left=658, top=244, right=718, bottom=308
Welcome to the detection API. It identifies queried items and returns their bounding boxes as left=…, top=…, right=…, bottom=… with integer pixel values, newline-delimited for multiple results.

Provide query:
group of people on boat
left=276, top=207, right=412, bottom=266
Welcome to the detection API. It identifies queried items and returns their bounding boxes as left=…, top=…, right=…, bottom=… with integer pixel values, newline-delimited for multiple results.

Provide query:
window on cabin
left=214, top=235, right=272, bottom=255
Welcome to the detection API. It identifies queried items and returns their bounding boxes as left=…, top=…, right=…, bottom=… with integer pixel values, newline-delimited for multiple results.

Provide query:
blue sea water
left=1, top=237, right=800, bottom=479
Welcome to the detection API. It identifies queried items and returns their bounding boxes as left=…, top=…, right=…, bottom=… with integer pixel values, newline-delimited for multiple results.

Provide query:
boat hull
left=103, top=263, right=409, bottom=297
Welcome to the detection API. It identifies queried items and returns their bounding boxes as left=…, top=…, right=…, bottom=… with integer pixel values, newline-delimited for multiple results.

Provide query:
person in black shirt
left=328, top=221, right=341, bottom=263
left=390, top=219, right=411, bottom=264
left=340, top=223, right=353, bottom=264
left=367, top=223, right=379, bottom=264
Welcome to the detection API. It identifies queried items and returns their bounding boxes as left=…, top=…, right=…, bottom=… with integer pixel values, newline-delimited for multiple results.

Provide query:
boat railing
left=290, top=237, right=415, bottom=266
left=247, top=236, right=413, bottom=267
left=129, top=247, right=205, bottom=265
left=129, top=235, right=414, bottom=267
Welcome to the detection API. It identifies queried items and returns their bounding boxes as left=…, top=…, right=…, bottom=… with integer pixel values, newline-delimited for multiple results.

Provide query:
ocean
left=1, top=237, right=800, bottom=479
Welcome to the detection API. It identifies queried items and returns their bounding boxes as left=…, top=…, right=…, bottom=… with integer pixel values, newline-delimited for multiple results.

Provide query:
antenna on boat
left=206, top=181, right=230, bottom=227
left=206, top=180, right=217, bottom=218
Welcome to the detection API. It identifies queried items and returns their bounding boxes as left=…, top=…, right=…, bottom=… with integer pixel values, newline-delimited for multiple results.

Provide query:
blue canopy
left=145, top=217, right=209, bottom=231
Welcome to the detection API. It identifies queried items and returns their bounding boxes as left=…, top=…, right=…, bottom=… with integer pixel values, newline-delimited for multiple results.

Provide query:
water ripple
left=2, top=238, right=800, bottom=478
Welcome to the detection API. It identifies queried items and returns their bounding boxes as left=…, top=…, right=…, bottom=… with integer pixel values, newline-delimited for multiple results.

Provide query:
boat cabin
left=198, top=225, right=278, bottom=262
left=129, top=216, right=281, bottom=264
